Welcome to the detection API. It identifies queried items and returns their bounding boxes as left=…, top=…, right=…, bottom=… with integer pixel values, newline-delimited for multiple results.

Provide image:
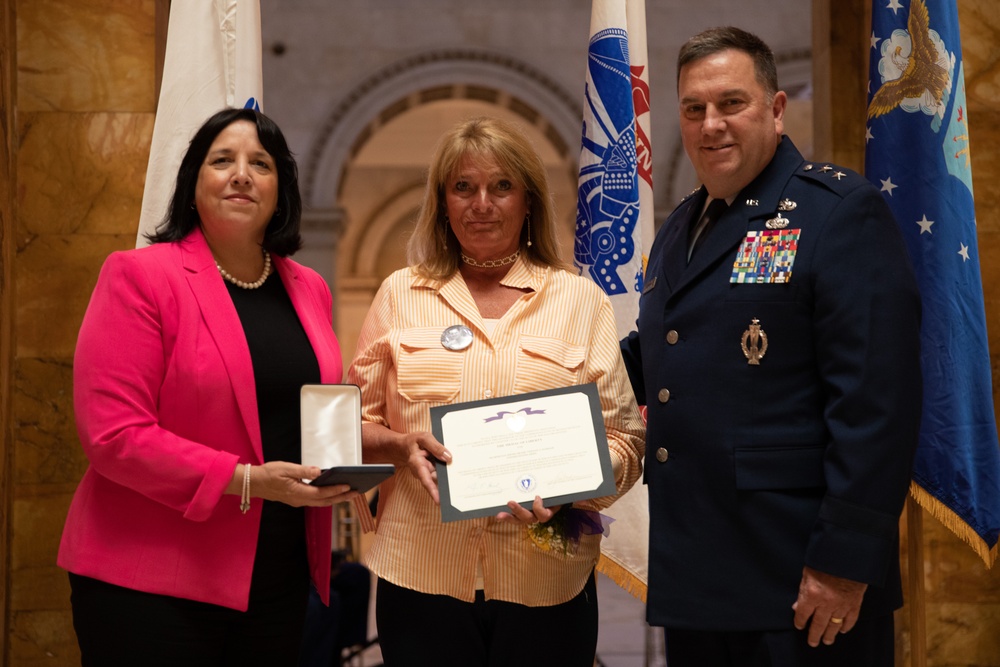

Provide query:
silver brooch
left=441, top=325, right=473, bottom=351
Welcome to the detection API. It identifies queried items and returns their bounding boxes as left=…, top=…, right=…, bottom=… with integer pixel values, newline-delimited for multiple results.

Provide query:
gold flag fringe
left=597, top=554, right=647, bottom=603
left=910, top=481, right=997, bottom=568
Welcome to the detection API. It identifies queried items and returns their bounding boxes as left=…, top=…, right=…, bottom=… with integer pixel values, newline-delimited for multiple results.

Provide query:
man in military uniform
left=620, top=26, right=922, bottom=665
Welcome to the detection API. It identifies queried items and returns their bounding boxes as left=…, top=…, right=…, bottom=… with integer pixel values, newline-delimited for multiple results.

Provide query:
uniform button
left=657, top=388, right=670, bottom=403
left=484, top=389, right=493, bottom=398
left=655, top=447, right=669, bottom=463
left=665, top=330, right=679, bottom=345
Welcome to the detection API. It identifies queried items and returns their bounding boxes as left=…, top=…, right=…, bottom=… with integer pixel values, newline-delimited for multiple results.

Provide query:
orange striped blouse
left=348, top=258, right=645, bottom=606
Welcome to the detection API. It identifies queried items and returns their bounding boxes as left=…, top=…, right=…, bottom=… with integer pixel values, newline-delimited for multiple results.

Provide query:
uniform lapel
left=661, top=191, right=704, bottom=293
left=662, top=138, right=805, bottom=298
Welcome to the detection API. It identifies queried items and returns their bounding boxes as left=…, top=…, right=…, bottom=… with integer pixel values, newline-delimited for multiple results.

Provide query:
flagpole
left=906, top=496, right=927, bottom=667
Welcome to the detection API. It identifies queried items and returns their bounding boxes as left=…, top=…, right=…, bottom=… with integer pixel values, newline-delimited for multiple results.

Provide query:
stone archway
left=302, top=50, right=583, bottom=372
left=302, top=49, right=582, bottom=209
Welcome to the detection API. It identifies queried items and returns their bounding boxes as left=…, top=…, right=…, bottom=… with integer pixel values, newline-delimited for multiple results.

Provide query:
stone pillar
left=1, top=0, right=15, bottom=660
left=7, top=2, right=158, bottom=664
left=298, top=206, right=346, bottom=298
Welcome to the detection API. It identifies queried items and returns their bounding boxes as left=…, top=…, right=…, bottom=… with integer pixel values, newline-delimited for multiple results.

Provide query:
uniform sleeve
left=73, top=252, right=239, bottom=522
left=619, top=329, right=646, bottom=406
left=805, top=184, right=922, bottom=585
left=578, top=291, right=646, bottom=511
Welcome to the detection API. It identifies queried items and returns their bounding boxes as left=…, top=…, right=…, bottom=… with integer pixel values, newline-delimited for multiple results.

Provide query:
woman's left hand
left=252, top=462, right=359, bottom=507
left=496, top=495, right=559, bottom=525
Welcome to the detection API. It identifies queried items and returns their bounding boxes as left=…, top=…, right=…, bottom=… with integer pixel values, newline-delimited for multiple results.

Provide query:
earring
left=525, top=213, right=532, bottom=247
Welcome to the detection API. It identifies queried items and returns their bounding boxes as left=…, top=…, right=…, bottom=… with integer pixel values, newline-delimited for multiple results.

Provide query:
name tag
left=731, top=229, right=801, bottom=284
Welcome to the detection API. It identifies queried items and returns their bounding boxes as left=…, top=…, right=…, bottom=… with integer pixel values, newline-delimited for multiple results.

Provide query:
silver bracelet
left=240, top=463, right=251, bottom=514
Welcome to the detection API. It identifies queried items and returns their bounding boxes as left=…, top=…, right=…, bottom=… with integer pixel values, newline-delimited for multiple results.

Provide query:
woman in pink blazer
left=58, top=108, right=356, bottom=667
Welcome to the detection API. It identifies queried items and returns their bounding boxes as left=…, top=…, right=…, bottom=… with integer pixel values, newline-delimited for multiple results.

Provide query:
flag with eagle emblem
left=865, top=0, right=1000, bottom=566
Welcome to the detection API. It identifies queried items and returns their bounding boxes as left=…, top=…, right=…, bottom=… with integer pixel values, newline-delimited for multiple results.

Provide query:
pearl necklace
left=460, top=250, right=520, bottom=269
left=217, top=251, right=272, bottom=289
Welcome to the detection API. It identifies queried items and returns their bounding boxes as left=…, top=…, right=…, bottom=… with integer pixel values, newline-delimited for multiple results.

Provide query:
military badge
left=765, top=214, right=790, bottom=230
left=741, top=318, right=768, bottom=365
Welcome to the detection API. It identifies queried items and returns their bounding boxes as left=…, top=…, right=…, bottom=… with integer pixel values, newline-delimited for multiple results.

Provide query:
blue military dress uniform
left=621, top=136, right=922, bottom=631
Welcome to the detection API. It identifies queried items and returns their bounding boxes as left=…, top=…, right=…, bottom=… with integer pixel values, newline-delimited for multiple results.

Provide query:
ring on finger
left=830, top=617, right=844, bottom=624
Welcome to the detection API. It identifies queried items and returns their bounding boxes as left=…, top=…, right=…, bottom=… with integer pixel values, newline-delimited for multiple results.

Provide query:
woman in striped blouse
left=348, top=117, right=645, bottom=667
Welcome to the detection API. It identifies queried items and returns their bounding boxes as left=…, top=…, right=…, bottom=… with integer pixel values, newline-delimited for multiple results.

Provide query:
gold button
left=657, top=388, right=670, bottom=403
left=665, top=330, right=679, bottom=345
left=655, top=448, right=669, bottom=462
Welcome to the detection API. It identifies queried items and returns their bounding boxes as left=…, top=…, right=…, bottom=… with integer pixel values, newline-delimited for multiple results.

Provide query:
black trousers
left=664, top=614, right=894, bottom=667
left=69, top=572, right=309, bottom=667
left=376, top=571, right=599, bottom=667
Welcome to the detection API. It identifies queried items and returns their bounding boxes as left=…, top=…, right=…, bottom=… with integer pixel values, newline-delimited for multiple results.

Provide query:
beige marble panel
left=925, top=602, right=1000, bottom=666
left=970, top=140, right=1000, bottom=234
left=978, top=231, right=1000, bottom=354
left=15, top=234, right=134, bottom=359
left=961, top=0, right=1000, bottom=229
left=10, top=563, right=73, bottom=614
left=8, top=609, right=79, bottom=667
left=10, top=491, right=75, bottom=572
left=17, top=0, right=155, bottom=112
left=17, top=111, right=152, bottom=239
left=13, top=357, right=86, bottom=486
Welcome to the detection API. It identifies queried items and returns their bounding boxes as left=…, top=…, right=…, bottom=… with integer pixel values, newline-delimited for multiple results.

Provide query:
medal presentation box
left=300, top=384, right=393, bottom=492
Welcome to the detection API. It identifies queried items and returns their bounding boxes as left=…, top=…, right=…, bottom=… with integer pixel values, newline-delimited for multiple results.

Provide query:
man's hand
left=792, top=566, right=867, bottom=647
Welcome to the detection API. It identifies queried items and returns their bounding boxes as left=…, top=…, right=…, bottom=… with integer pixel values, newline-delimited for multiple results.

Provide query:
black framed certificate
left=430, top=383, right=615, bottom=522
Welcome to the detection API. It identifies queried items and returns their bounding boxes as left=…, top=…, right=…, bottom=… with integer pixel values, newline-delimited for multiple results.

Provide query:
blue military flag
left=575, top=0, right=654, bottom=598
left=865, top=0, right=1000, bottom=566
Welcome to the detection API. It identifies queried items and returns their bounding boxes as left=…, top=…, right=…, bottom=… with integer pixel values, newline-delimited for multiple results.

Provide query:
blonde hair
left=407, top=117, right=567, bottom=279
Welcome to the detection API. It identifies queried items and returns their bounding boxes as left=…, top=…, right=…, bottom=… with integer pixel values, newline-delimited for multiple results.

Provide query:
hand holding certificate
left=430, top=383, right=615, bottom=522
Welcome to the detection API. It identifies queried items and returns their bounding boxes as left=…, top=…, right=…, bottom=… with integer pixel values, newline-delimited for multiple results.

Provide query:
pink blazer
left=58, top=229, right=341, bottom=611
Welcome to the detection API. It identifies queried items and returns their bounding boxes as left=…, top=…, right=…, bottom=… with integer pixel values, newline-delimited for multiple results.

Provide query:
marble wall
left=7, top=1, right=156, bottom=664
left=0, top=0, right=997, bottom=665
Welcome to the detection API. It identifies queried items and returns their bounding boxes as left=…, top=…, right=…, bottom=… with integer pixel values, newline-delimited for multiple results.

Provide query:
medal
left=741, top=318, right=768, bottom=365
left=440, top=325, right=473, bottom=351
